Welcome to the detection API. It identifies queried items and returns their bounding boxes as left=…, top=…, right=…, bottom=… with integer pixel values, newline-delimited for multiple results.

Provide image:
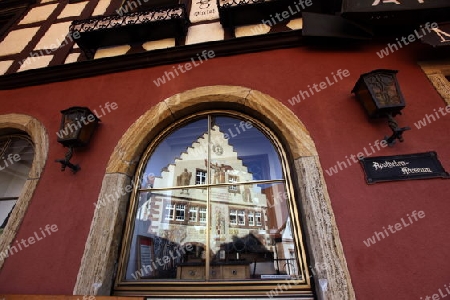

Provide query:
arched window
left=0, top=133, right=34, bottom=234
left=114, top=111, right=314, bottom=297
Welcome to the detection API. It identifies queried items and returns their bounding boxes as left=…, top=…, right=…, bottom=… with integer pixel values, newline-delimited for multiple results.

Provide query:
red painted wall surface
left=0, top=41, right=449, bottom=299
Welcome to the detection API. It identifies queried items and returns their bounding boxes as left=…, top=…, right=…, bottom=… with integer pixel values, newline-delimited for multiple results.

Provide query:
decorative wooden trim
left=0, top=114, right=48, bottom=270
left=73, top=86, right=355, bottom=300
left=5, top=2, right=66, bottom=74
left=106, top=0, right=127, bottom=16
left=0, top=30, right=303, bottom=90
left=0, top=0, right=99, bottom=74
left=0, top=295, right=143, bottom=300
left=50, top=0, right=100, bottom=67
left=70, top=4, right=189, bottom=59
left=419, top=60, right=450, bottom=106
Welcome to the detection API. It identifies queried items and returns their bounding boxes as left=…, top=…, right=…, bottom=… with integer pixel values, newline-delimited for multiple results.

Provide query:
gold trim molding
left=0, top=114, right=48, bottom=270
left=73, top=86, right=356, bottom=299
left=419, top=60, right=450, bottom=105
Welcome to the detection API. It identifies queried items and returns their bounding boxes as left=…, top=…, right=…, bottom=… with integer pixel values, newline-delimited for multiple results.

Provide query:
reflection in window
left=238, top=210, right=245, bottom=225
left=248, top=212, right=254, bottom=226
left=189, top=206, right=198, bottom=222
left=175, top=204, right=185, bottom=221
left=229, top=209, right=237, bottom=225
left=0, top=134, right=34, bottom=234
left=195, top=169, right=207, bottom=185
left=116, top=113, right=312, bottom=296
left=255, top=212, right=262, bottom=227
left=199, top=207, right=207, bottom=223
left=228, top=175, right=239, bottom=193
left=164, top=204, right=174, bottom=220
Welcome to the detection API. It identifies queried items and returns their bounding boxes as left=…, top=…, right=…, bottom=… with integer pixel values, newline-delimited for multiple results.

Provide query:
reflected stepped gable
left=138, top=124, right=269, bottom=252
left=154, top=124, right=256, bottom=189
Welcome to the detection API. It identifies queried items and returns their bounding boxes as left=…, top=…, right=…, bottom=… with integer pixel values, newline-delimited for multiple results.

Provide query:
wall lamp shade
left=55, top=107, right=100, bottom=173
left=352, top=69, right=410, bottom=145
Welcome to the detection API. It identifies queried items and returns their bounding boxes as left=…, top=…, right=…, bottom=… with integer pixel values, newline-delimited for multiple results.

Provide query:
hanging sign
left=189, top=0, right=219, bottom=24
left=359, top=151, right=449, bottom=184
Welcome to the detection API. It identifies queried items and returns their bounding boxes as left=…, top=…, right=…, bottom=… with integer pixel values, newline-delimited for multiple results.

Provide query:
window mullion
left=205, top=114, right=212, bottom=281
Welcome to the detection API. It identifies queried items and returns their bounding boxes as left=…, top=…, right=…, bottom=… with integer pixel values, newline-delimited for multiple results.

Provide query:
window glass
left=0, top=135, right=34, bottom=232
left=117, top=113, right=310, bottom=295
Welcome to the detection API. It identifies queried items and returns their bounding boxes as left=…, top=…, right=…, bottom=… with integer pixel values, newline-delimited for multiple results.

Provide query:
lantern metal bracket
left=55, top=146, right=80, bottom=173
left=384, top=113, right=411, bottom=146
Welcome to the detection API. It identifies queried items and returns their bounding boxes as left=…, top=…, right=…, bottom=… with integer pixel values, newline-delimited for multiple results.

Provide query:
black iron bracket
left=55, top=146, right=80, bottom=173
left=384, top=113, right=411, bottom=146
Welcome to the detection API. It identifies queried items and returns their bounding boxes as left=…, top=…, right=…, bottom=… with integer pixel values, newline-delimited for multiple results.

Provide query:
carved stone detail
left=419, top=61, right=450, bottom=105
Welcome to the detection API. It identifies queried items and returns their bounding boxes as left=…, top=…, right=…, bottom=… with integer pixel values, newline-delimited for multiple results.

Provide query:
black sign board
left=359, top=152, right=449, bottom=184
left=342, top=0, right=450, bottom=13
left=341, top=0, right=450, bottom=26
left=420, top=22, right=450, bottom=47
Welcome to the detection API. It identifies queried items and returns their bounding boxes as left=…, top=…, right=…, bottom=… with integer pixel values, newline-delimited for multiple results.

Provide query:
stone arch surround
left=73, top=86, right=356, bottom=300
left=0, top=114, right=49, bottom=270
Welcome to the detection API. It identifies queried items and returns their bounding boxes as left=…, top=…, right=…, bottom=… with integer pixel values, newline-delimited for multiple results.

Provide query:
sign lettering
left=359, top=152, right=449, bottom=184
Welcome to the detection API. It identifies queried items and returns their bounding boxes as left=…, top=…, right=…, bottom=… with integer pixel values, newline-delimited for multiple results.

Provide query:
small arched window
left=0, top=133, right=34, bottom=234
left=114, top=112, right=313, bottom=297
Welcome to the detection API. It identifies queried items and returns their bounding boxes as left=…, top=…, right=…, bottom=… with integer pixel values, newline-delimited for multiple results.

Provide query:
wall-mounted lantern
left=55, top=107, right=100, bottom=173
left=352, top=69, right=410, bottom=146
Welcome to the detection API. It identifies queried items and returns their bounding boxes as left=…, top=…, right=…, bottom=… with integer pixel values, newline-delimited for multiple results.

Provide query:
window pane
left=0, top=135, right=34, bottom=230
left=213, top=116, right=284, bottom=182
left=209, top=182, right=303, bottom=281
left=139, top=118, right=208, bottom=189
left=0, top=136, right=34, bottom=198
left=189, top=206, right=198, bottom=222
left=138, top=116, right=284, bottom=191
left=0, top=200, right=15, bottom=230
left=125, top=187, right=207, bottom=281
left=195, top=169, right=207, bottom=185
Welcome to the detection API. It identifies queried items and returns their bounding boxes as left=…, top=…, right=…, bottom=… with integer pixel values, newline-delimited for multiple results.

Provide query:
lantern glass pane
left=78, top=117, right=98, bottom=146
left=356, top=88, right=377, bottom=117
left=60, top=111, right=83, bottom=141
left=58, top=108, right=99, bottom=147
left=365, top=73, right=402, bottom=108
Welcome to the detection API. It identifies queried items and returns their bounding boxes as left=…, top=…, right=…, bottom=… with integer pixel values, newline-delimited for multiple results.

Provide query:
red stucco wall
left=0, top=41, right=449, bottom=299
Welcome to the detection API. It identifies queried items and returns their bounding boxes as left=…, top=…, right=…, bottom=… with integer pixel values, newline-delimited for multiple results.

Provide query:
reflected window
left=238, top=210, right=245, bottom=225
left=255, top=212, right=262, bottom=227
left=229, top=209, right=237, bottom=225
left=115, top=113, right=312, bottom=297
left=189, top=206, right=198, bottom=222
left=228, top=175, right=239, bottom=193
left=175, top=204, right=185, bottom=221
left=164, top=203, right=175, bottom=220
left=248, top=212, right=254, bottom=226
left=195, top=169, right=207, bottom=185
left=0, top=134, right=34, bottom=234
left=199, top=207, right=207, bottom=223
